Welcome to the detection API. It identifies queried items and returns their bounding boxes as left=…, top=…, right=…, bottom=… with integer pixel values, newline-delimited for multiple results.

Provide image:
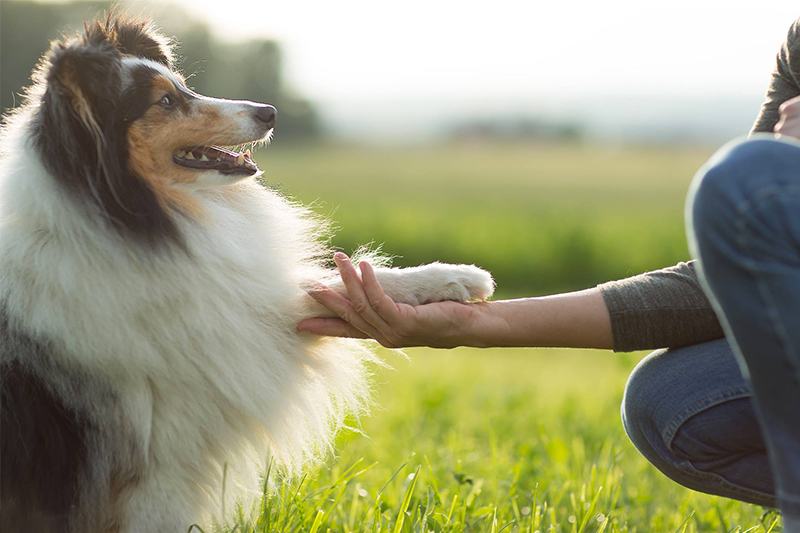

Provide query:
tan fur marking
left=128, top=122, right=206, bottom=221
left=150, top=76, right=176, bottom=101
left=202, top=105, right=221, bottom=121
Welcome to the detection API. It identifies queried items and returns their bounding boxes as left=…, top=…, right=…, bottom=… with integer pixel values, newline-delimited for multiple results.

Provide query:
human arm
left=752, top=17, right=800, bottom=134
left=298, top=253, right=614, bottom=349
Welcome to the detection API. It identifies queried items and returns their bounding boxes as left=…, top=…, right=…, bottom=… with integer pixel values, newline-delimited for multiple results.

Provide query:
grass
left=217, top=349, right=780, bottom=533
left=214, top=142, right=781, bottom=532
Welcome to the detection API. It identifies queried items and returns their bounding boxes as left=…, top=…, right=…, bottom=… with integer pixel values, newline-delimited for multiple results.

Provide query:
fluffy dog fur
left=0, top=15, right=494, bottom=532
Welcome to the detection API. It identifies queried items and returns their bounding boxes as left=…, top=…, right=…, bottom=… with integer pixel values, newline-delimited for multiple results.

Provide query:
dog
left=0, top=14, right=494, bottom=533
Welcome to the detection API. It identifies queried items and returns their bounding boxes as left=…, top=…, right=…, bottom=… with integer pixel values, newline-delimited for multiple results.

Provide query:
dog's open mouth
left=173, top=146, right=259, bottom=176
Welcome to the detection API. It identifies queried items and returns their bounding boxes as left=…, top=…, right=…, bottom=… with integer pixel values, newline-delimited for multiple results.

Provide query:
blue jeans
left=623, top=135, right=800, bottom=521
left=622, top=339, right=775, bottom=507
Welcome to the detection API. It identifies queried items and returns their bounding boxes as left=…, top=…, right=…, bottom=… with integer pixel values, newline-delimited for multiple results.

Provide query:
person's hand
left=775, top=95, right=800, bottom=139
left=297, top=253, right=488, bottom=348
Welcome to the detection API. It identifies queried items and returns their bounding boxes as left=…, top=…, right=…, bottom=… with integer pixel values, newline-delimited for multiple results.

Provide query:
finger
left=304, top=288, right=397, bottom=346
left=775, top=117, right=800, bottom=139
left=359, top=261, right=402, bottom=323
left=334, top=253, right=392, bottom=331
left=297, top=317, right=371, bottom=338
left=305, top=284, right=382, bottom=338
left=780, top=96, right=800, bottom=116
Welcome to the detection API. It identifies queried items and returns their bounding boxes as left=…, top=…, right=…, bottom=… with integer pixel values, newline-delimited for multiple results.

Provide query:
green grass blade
left=308, top=510, right=325, bottom=533
left=392, top=465, right=421, bottom=533
left=674, top=511, right=696, bottom=533
left=577, top=485, right=602, bottom=533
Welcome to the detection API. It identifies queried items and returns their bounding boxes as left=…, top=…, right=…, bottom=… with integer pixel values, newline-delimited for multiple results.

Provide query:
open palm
left=297, top=255, right=495, bottom=348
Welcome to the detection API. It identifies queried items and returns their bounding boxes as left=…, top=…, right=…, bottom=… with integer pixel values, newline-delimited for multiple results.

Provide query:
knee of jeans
left=688, top=137, right=800, bottom=248
left=621, top=349, right=670, bottom=458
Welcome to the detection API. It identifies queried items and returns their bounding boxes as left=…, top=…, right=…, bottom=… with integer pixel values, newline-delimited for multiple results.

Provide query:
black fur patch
left=0, top=306, right=146, bottom=532
left=85, top=13, right=174, bottom=67
left=32, top=18, right=184, bottom=248
left=0, top=309, right=89, bottom=528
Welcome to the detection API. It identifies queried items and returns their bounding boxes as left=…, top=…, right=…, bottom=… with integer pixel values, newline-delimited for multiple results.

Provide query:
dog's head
left=31, top=14, right=276, bottom=244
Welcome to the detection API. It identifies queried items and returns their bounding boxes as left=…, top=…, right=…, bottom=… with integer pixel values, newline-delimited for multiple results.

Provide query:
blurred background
left=2, top=0, right=799, bottom=297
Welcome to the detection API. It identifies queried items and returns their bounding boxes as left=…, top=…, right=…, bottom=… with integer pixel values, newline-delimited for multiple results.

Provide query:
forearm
left=463, top=288, right=613, bottom=349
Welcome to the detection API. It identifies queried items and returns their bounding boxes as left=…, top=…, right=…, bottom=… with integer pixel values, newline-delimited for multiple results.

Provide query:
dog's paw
left=434, top=263, right=495, bottom=303
left=396, top=263, right=495, bottom=304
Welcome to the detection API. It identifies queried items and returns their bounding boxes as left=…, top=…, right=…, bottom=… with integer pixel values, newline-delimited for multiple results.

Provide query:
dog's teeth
left=244, top=149, right=251, bottom=158
left=200, top=154, right=209, bottom=161
left=236, top=154, right=245, bottom=165
left=176, top=149, right=186, bottom=157
left=185, top=152, right=195, bottom=160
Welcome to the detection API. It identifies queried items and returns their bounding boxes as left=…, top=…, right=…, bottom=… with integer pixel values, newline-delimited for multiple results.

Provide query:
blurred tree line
left=448, top=117, right=584, bottom=143
left=0, top=0, right=320, bottom=141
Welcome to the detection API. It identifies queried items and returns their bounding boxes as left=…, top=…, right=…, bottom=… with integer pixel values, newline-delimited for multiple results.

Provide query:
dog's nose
left=254, top=105, right=276, bottom=129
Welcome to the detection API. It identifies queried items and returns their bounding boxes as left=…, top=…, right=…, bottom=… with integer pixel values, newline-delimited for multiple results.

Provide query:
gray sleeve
left=598, top=262, right=725, bottom=352
left=596, top=18, right=800, bottom=353
left=752, top=17, right=800, bottom=134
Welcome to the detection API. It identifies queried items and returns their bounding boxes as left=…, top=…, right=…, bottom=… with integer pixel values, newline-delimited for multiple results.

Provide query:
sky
left=124, top=1, right=800, bottom=141
left=162, top=1, right=799, bottom=98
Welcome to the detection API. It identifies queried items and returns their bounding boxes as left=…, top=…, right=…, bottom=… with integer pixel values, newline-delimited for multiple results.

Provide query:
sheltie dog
left=0, top=13, right=494, bottom=533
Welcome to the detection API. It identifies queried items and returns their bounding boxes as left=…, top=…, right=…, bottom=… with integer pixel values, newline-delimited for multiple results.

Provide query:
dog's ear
left=84, top=13, right=175, bottom=68
left=43, top=38, right=122, bottom=138
left=111, top=17, right=174, bottom=67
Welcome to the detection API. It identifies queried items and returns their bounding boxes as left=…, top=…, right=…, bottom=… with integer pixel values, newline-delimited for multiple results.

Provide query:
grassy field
left=260, top=142, right=716, bottom=296
left=216, top=142, right=781, bottom=532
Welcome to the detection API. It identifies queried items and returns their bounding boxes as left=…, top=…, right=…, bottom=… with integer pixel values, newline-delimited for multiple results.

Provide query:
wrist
left=457, top=301, right=510, bottom=348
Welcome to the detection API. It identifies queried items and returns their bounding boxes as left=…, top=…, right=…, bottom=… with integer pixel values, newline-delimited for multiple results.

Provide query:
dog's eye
left=159, top=94, right=176, bottom=109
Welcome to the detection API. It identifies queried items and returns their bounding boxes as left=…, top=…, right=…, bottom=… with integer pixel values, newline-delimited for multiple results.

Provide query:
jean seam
left=733, top=187, right=800, bottom=506
left=663, top=387, right=753, bottom=446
